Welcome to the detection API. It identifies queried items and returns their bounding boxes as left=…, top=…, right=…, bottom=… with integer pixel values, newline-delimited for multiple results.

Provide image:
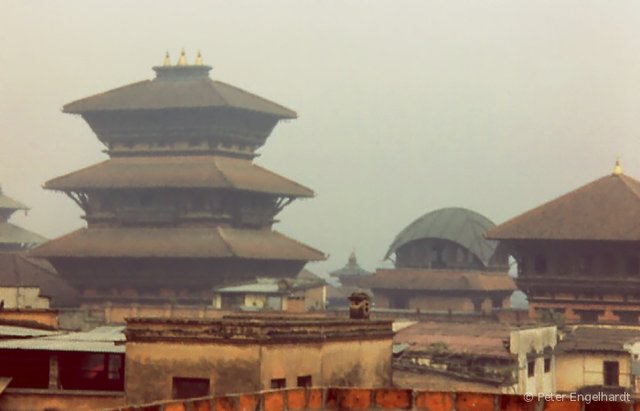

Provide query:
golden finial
left=613, top=158, right=623, bottom=175
left=177, top=48, right=188, bottom=66
left=163, top=51, right=171, bottom=67
left=195, top=50, right=203, bottom=66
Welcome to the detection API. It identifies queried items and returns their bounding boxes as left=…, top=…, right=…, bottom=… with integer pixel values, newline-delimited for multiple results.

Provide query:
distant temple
left=330, top=252, right=371, bottom=288
left=371, top=207, right=515, bottom=312
left=488, top=161, right=640, bottom=324
left=0, top=187, right=46, bottom=251
left=0, top=188, right=76, bottom=308
left=31, top=51, right=324, bottom=306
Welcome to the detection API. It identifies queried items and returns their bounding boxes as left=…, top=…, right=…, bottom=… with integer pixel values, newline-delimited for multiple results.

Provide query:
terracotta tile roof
left=394, top=321, right=513, bottom=358
left=44, top=155, right=313, bottom=197
left=488, top=173, right=640, bottom=241
left=557, top=326, right=640, bottom=353
left=29, top=227, right=325, bottom=261
left=63, top=74, right=296, bottom=119
left=371, top=269, right=515, bottom=292
left=0, top=252, right=78, bottom=307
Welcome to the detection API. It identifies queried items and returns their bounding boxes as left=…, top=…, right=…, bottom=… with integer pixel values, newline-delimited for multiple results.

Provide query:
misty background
left=1, top=1, right=639, bottom=277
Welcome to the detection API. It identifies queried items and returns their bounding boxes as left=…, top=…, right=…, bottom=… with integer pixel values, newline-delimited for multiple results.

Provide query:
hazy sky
left=2, top=1, right=640, bottom=275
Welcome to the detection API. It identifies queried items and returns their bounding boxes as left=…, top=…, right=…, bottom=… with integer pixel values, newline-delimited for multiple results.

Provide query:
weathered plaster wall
left=125, top=342, right=261, bottom=404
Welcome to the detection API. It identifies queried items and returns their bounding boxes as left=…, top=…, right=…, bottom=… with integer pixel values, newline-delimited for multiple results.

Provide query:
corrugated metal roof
left=371, top=269, right=516, bottom=292
left=0, top=325, right=61, bottom=338
left=44, top=155, right=313, bottom=197
left=0, top=222, right=47, bottom=245
left=385, top=207, right=499, bottom=267
left=215, top=276, right=324, bottom=294
left=30, top=227, right=325, bottom=261
left=0, top=326, right=124, bottom=353
left=63, top=66, right=296, bottom=119
left=216, top=280, right=283, bottom=294
left=488, top=173, right=640, bottom=241
left=557, top=326, right=640, bottom=353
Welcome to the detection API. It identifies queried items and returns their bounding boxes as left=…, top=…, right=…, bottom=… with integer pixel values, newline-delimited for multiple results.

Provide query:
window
left=544, top=358, right=551, bottom=373
left=297, top=375, right=312, bottom=388
left=603, top=361, right=620, bottom=386
left=527, top=360, right=535, bottom=378
left=172, top=377, right=209, bottom=399
left=270, top=378, right=286, bottom=389
left=603, top=362, right=620, bottom=386
left=534, top=254, right=547, bottom=274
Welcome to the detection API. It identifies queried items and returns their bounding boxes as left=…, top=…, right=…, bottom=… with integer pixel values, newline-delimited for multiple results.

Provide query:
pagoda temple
left=488, top=161, right=640, bottom=324
left=0, top=187, right=47, bottom=251
left=330, top=252, right=371, bottom=288
left=371, top=207, right=515, bottom=312
left=31, top=51, right=325, bottom=306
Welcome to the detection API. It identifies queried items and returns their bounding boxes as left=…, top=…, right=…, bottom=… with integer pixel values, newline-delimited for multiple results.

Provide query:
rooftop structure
left=372, top=207, right=514, bottom=312
left=31, top=52, right=324, bottom=306
left=330, top=252, right=371, bottom=288
left=0, top=252, right=78, bottom=308
left=488, top=161, right=640, bottom=324
left=394, top=321, right=556, bottom=394
left=0, top=187, right=46, bottom=251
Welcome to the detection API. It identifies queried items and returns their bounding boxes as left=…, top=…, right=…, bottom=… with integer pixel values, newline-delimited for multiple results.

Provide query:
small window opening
left=172, top=377, right=209, bottom=399
left=527, top=360, right=535, bottom=378
left=544, top=358, right=551, bottom=373
left=270, top=378, right=286, bottom=389
left=604, top=361, right=620, bottom=386
left=297, top=375, right=312, bottom=388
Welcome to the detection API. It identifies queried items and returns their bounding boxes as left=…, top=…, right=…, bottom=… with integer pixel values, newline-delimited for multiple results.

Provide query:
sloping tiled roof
left=0, top=192, right=28, bottom=211
left=371, top=269, right=516, bottom=292
left=63, top=66, right=296, bottom=119
left=385, top=208, right=499, bottom=267
left=394, top=321, right=513, bottom=358
left=0, top=252, right=78, bottom=307
left=557, top=326, right=640, bottom=353
left=29, top=227, right=325, bottom=261
left=0, top=223, right=47, bottom=246
left=488, top=173, right=640, bottom=241
left=44, top=155, right=313, bottom=197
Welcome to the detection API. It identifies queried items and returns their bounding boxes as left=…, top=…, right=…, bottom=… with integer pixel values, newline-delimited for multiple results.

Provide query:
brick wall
left=106, top=387, right=635, bottom=411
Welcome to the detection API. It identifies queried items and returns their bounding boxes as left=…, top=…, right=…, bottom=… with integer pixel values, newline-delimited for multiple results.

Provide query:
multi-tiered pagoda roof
left=32, top=51, right=324, bottom=305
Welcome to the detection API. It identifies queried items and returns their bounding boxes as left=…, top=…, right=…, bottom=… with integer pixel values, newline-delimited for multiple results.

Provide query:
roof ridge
left=63, top=80, right=151, bottom=113
left=271, top=230, right=326, bottom=260
left=211, top=157, right=234, bottom=189
left=216, top=226, right=237, bottom=257
left=45, top=159, right=111, bottom=190
left=618, top=174, right=640, bottom=201
left=251, top=162, right=314, bottom=197
left=486, top=175, right=609, bottom=239
left=214, top=80, right=297, bottom=118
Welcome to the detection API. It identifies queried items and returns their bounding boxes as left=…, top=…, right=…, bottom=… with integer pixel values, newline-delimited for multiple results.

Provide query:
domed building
left=371, top=207, right=515, bottom=312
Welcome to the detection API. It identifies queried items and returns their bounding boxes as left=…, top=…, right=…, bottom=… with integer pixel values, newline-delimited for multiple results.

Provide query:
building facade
left=31, top=52, right=324, bottom=306
left=124, top=316, right=393, bottom=405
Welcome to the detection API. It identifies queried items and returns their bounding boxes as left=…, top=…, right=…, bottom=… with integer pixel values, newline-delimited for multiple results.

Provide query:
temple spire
left=163, top=51, right=171, bottom=67
left=613, top=158, right=623, bottom=176
left=195, top=50, right=203, bottom=66
left=177, top=48, right=188, bottom=66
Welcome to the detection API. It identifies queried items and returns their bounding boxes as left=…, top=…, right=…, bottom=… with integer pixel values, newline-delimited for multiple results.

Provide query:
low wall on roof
left=103, top=387, right=634, bottom=411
